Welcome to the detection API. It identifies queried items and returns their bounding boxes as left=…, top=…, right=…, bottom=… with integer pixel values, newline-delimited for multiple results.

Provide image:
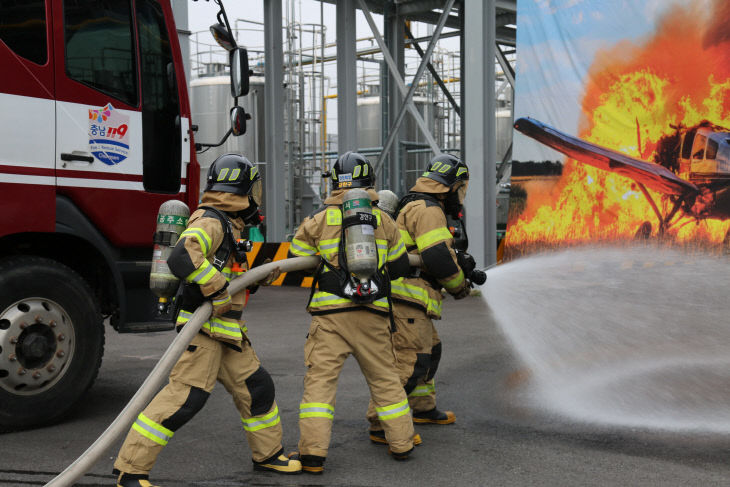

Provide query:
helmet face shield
left=250, top=178, right=263, bottom=207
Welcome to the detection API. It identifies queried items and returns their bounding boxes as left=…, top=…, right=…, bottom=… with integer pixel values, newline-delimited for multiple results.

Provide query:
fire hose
left=46, top=254, right=424, bottom=487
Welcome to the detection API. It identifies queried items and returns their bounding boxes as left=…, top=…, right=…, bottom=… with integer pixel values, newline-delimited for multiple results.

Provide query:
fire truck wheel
left=0, top=256, right=104, bottom=431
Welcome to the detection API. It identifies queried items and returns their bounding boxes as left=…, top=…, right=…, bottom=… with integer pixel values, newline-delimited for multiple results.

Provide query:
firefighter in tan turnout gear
left=367, top=155, right=475, bottom=442
left=113, top=154, right=301, bottom=487
left=287, top=152, right=415, bottom=473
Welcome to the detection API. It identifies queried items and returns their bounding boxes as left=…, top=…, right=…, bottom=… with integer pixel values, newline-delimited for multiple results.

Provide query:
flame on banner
left=507, top=0, right=730, bottom=250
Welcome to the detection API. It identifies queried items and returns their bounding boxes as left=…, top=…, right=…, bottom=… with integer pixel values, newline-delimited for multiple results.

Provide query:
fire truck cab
left=0, top=0, right=247, bottom=430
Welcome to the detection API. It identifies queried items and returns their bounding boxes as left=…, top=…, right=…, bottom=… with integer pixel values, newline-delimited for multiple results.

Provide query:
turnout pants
left=114, top=333, right=283, bottom=475
left=299, top=309, right=415, bottom=456
left=367, top=304, right=441, bottom=430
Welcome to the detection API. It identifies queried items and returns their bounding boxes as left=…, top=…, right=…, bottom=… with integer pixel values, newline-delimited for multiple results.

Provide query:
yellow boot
left=253, top=449, right=302, bottom=474
left=116, top=472, right=160, bottom=487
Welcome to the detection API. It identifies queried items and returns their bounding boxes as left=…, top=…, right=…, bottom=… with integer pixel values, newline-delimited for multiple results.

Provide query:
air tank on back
left=150, top=200, right=190, bottom=313
left=342, top=188, right=378, bottom=284
left=190, top=73, right=266, bottom=195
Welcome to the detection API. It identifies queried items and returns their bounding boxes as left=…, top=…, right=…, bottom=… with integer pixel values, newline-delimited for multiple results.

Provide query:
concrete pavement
left=1, top=286, right=729, bottom=486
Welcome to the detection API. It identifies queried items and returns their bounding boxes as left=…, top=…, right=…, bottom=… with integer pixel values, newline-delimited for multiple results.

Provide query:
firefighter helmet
left=330, top=151, right=375, bottom=190
left=205, top=153, right=262, bottom=206
left=421, top=154, right=469, bottom=188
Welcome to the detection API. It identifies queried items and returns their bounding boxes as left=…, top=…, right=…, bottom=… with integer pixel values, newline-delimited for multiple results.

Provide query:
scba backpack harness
left=171, top=206, right=251, bottom=322
left=307, top=203, right=397, bottom=330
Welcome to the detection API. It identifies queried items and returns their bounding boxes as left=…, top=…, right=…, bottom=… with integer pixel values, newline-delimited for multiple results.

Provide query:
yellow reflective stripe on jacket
left=372, top=296, right=389, bottom=309
left=291, top=238, right=317, bottom=256
left=212, top=293, right=231, bottom=306
left=427, top=298, right=443, bottom=316
left=309, top=292, right=351, bottom=307
left=326, top=207, right=342, bottom=225
left=177, top=310, right=247, bottom=335
left=387, top=240, right=406, bottom=261
left=132, top=413, right=174, bottom=446
left=408, top=382, right=435, bottom=397
left=203, top=317, right=244, bottom=338
left=180, top=228, right=212, bottom=255
left=391, top=280, right=429, bottom=306
left=299, top=402, right=335, bottom=419
left=443, top=270, right=465, bottom=290
left=186, top=259, right=217, bottom=284
left=221, top=266, right=244, bottom=280
left=309, top=291, right=389, bottom=309
left=376, top=239, right=388, bottom=265
left=372, top=208, right=382, bottom=225
left=415, top=227, right=453, bottom=250
left=318, top=238, right=340, bottom=259
left=241, top=405, right=281, bottom=431
left=391, top=280, right=443, bottom=315
left=399, top=229, right=415, bottom=246
left=375, top=399, right=410, bottom=421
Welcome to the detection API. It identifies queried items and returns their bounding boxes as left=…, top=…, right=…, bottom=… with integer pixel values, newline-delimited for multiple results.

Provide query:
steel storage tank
left=496, top=108, right=513, bottom=163
left=190, top=75, right=266, bottom=193
left=356, top=95, right=442, bottom=193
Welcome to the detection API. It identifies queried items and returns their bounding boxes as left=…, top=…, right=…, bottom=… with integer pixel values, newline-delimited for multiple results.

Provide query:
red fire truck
left=0, top=0, right=249, bottom=430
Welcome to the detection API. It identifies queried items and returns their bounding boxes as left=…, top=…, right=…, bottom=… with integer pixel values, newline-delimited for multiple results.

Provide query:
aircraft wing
left=514, top=117, right=699, bottom=197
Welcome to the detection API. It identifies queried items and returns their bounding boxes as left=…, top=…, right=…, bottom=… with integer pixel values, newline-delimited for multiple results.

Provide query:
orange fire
left=506, top=0, right=730, bottom=253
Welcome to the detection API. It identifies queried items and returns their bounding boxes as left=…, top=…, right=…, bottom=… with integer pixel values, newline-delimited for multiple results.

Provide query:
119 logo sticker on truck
left=88, top=103, right=130, bottom=165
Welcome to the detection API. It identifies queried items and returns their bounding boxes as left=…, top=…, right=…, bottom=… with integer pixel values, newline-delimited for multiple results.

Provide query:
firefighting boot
left=388, top=446, right=414, bottom=461
left=287, top=452, right=325, bottom=474
left=368, top=429, right=422, bottom=446
left=116, top=472, right=160, bottom=487
left=412, top=408, right=456, bottom=425
left=252, top=448, right=302, bottom=474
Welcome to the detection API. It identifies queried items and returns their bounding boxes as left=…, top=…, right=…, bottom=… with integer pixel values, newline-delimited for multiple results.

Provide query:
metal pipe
left=45, top=257, right=320, bottom=487
left=495, top=43, right=515, bottom=88
left=373, top=0, right=455, bottom=175
left=357, top=0, right=441, bottom=170
left=404, top=24, right=460, bottom=116
left=320, top=0, right=327, bottom=199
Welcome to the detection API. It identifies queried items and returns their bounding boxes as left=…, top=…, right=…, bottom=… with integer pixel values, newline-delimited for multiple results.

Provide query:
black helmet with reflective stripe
left=331, top=151, right=375, bottom=190
left=421, top=154, right=469, bottom=188
left=205, top=153, right=261, bottom=200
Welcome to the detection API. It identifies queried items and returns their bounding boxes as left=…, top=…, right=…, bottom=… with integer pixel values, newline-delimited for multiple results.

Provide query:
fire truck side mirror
left=230, top=106, right=249, bottom=136
left=230, top=47, right=250, bottom=97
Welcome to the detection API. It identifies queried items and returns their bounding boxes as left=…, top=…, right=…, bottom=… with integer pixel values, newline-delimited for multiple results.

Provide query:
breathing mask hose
left=46, top=253, right=423, bottom=487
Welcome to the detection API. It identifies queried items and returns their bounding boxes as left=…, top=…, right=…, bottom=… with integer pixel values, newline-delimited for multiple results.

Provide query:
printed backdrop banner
left=505, top=0, right=730, bottom=259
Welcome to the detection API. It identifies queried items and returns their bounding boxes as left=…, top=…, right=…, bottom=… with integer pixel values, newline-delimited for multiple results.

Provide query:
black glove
left=456, top=251, right=476, bottom=276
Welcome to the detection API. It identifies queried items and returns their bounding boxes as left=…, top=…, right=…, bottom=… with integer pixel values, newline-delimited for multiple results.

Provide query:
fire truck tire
left=0, top=256, right=104, bottom=431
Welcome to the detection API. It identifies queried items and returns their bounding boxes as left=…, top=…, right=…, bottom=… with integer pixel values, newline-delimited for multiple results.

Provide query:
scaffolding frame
left=190, top=0, right=516, bottom=260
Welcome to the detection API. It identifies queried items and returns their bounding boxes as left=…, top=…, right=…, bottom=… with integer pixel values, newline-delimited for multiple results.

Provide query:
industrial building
left=177, top=0, right=516, bottom=267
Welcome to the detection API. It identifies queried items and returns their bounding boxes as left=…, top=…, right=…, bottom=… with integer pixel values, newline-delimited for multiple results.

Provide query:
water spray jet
left=483, top=245, right=730, bottom=434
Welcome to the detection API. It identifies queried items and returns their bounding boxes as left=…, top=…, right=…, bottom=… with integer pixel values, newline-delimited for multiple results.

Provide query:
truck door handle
left=61, top=153, right=94, bottom=163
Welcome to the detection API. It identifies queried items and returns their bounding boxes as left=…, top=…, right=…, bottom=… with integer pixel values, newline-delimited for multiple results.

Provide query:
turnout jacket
left=168, top=191, right=250, bottom=346
left=289, top=188, right=410, bottom=316
left=391, top=191, right=467, bottom=319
